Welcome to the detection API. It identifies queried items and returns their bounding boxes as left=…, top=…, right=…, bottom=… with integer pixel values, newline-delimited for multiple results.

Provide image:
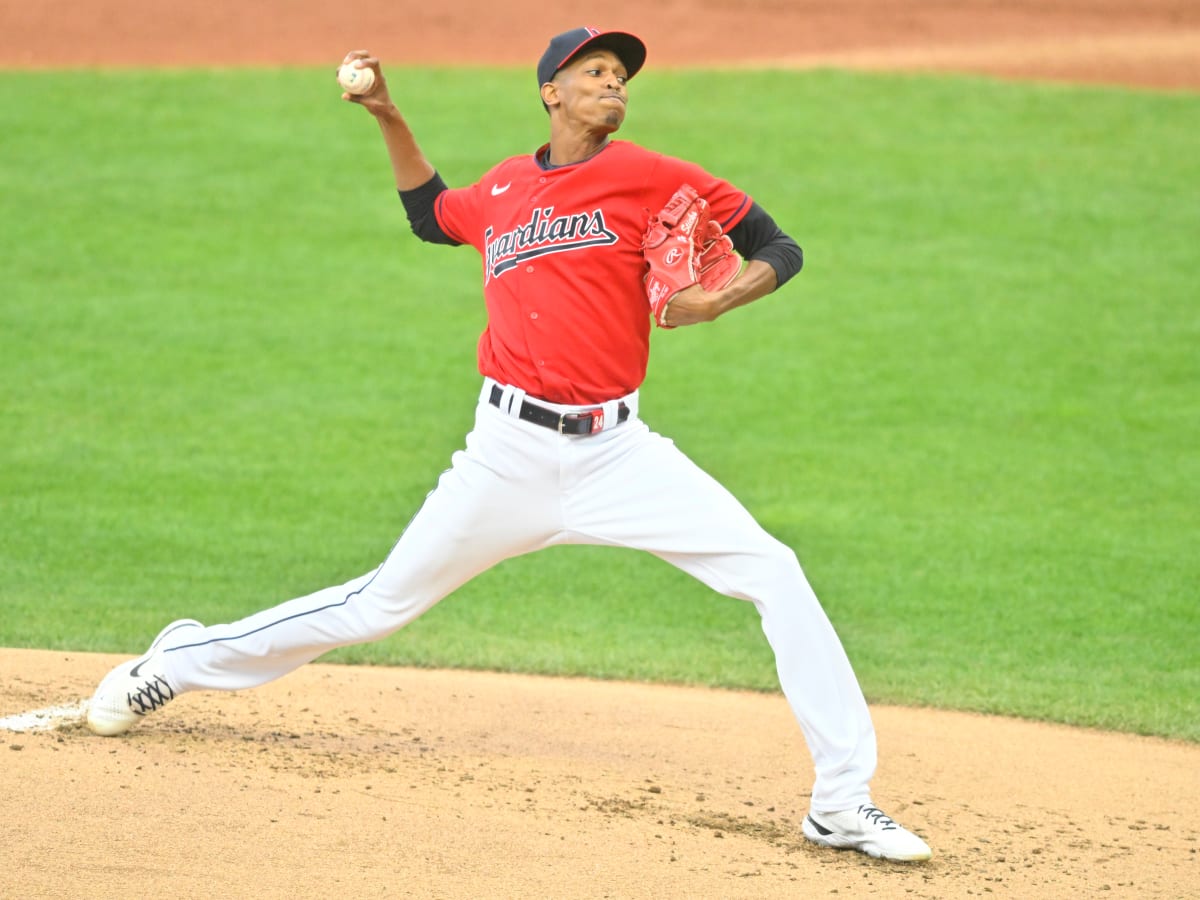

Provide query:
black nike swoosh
left=806, top=815, right=834, bottom=836
left=128, top=656, right=151, bottom=678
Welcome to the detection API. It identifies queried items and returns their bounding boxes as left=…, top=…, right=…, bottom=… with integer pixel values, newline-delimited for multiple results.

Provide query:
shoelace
left=127, top=675, right=175, bottom=716
left=859, top=805, right=899, bottom=831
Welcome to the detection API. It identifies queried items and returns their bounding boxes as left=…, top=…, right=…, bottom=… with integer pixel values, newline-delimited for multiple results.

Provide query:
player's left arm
left=661, top=202, right=803, bottom=327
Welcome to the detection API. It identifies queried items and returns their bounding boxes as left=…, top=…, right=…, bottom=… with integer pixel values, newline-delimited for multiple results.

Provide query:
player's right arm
left=340, top=51, right=436, bottom=190
left=373, top=105, right=437, bottom=191
left=339, top=51, right=469, bottom=246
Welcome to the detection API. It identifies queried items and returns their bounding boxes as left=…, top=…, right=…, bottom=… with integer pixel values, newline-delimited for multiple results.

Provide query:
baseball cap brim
left=537, top=28, right=647, bottom=87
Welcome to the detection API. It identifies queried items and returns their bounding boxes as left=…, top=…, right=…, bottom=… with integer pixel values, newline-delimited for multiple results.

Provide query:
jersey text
left=484, top=207, right=618, bottom=282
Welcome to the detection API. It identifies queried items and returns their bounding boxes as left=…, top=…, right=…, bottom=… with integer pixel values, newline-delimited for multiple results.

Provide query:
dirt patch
left=4, top=0, right=1199, bottom=90
left=3, top=650, right=1198, bottom=898
left=3, top=3, right=1198, bottom=897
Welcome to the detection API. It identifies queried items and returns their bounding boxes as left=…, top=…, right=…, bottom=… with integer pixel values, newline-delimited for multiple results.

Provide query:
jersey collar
left=535, top=140, right=612, bottom=171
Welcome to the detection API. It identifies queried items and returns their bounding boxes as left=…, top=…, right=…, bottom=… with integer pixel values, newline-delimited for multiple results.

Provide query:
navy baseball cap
left=536, top=27, right=647, bottom=88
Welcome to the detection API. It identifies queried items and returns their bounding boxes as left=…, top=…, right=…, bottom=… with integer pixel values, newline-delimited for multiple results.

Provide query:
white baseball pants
left=163, top=378, right=878, bottom=811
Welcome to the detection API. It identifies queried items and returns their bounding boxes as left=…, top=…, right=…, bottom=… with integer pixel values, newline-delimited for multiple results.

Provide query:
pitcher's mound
left=1, top=648, right=1196, bottom=898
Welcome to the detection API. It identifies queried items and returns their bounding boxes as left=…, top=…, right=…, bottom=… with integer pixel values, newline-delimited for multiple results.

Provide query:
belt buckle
left=559, top=409, right=604, bottom=434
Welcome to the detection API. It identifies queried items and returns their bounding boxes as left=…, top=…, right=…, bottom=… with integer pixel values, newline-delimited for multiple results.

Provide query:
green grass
left=2, top=67, right=1197, bottom=740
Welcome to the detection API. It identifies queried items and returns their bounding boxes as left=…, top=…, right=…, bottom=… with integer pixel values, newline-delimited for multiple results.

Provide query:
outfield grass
left=2, top=67, right=1197, bottom=740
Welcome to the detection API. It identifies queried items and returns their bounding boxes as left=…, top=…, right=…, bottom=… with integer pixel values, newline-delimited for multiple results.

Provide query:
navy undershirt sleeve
left=727, top=202, right=804, bottom=289
left=398, top=172, right=460, bottom=246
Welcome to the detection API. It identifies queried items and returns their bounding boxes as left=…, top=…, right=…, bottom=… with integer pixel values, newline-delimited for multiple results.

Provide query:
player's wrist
left=372, top=102, right=404, bottom=123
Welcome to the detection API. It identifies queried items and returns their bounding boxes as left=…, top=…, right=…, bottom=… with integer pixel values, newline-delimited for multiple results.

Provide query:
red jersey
left=433, top=140, right=751, bottom=405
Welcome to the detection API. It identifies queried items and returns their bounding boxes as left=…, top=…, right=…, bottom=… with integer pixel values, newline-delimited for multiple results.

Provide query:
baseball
left=338, top=62, right=376, bottom=96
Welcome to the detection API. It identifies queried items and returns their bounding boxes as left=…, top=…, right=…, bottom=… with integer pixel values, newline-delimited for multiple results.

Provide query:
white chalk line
left=0, top=700, right=89, bottom=733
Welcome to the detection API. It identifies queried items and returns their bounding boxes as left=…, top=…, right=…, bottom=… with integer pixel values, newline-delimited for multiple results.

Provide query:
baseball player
left=87, top=27, right=932, bottom=862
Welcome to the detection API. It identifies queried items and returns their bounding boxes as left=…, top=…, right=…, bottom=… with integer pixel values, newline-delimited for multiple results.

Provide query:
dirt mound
left=3, top=649, right=1198, bottom=898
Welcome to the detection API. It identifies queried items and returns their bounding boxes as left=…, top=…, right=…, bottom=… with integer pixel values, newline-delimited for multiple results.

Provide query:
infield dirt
left=3, top=2, right=1198, bottom=898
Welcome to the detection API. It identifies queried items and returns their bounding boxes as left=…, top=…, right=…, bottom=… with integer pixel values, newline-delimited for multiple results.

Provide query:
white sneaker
left=86, top=619, right=202, bottom=736
left=803, top=803, right=932, bottom=861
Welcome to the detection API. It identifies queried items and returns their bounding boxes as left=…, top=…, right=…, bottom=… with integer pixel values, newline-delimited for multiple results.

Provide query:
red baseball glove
left=641, top=184, right=743, bottom=328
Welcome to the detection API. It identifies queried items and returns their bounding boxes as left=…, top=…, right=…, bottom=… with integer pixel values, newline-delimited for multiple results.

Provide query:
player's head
left=537, top=27, right=647, bottom=113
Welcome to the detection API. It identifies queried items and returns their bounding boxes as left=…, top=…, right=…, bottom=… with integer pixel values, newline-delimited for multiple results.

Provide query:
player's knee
left=726, top=537, right=808, bottom=604
left=760, top=539, right=807, bottom=592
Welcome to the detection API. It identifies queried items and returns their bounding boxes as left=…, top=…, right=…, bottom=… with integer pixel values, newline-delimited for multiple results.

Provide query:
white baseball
left=338, top=62, right=376, bottom=96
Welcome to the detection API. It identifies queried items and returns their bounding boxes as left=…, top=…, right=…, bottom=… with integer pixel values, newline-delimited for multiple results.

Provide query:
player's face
left=550, top=50, right=629, bottom=132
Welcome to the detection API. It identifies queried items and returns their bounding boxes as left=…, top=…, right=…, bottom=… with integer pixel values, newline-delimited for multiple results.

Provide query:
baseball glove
left=641, top=184, right=743, bottom=328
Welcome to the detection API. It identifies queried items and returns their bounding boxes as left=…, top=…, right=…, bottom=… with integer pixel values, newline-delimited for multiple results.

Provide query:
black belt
left=488, top=385, right=630, bottom=435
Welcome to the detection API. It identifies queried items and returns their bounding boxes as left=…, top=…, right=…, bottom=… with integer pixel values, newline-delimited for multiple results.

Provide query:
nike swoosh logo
left=128, top=656, right=151, bottom=678
left=806, top=816, right=834, bottom=836
left=491, top=182, right=511, bottom=196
